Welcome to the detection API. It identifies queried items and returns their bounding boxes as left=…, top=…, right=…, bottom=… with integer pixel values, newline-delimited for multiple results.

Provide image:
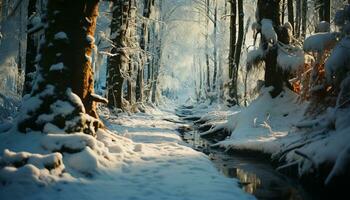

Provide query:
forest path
left=98, top=106, right=255, bottom=200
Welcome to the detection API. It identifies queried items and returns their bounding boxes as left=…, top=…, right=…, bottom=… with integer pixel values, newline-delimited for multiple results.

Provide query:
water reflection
left=221, top=167, right=262, bottom=194
left=181, top=130, right=310, bottom=200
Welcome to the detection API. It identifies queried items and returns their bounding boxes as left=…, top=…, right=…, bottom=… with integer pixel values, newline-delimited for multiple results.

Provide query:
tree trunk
left=107, top=0, right=131, bottom=110
left=257, top=0, right=284, bottom=97
left=137, top=0, right=154, bottom=103
left=282, top=0, right=285, bottom=24
left=301, top=0, right=307, bottom=38
left=151, top=0, right=162, bottom=104
left=233, top=0, right=244, bottom=103
left=126, top=0, right=136, bottom=106
left=324, top=0, right=331, bottom=23
left=287, top=0, right=294, bottom=34
left=205, top=0, right=211, bottom=93
left=18, top=0, right=102, bottom=135
left=23, top=0, right=37, bottom=96
left=317, top=0, right=331, bottom=22
left=295, top=0, right=301, bottom=37
left=228, top=0, right=237, bottom=102
left=212, top=0, right=218, bottom=91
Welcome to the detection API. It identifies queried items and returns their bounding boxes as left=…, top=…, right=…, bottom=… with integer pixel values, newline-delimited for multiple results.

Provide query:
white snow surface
left=303, top=32, right=338, bottom=53
left=191, top=87, right=350, bottom=179
left=216, top=88, right=307, bottom=154
left=0, top=106, right=254, bottom=200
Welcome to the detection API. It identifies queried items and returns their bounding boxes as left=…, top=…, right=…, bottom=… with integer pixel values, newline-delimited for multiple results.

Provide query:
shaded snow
left=54, top=32, right=68, bottom=40
left=50, top=62, right=65, bottom=71
left=303, top=32, right=338, bottom=53
left=261, top=19, right=277, bottom=44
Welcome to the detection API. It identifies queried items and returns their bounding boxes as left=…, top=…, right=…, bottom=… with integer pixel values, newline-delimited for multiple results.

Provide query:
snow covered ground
left=0, top=105, right=255, bottom=200
left=188, top=87, right=350, bottom=185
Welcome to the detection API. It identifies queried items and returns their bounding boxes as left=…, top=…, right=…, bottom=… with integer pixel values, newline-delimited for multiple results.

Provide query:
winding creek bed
left=175, top=107, right=318, bottom=200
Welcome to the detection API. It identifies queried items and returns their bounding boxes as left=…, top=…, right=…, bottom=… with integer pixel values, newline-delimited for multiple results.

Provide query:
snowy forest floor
left=0, top=104, right=254, bottom=200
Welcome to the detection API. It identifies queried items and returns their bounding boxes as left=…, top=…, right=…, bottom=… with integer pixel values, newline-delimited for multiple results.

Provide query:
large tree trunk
left=228, top=0, right=237, bottom=102
left=257, top=0, right=285, bottom=97
left=23, top=0, right=37, bottom=95
left=107, top=0, right=131, bottom=110
left=18, top=0, right=102, bottom=135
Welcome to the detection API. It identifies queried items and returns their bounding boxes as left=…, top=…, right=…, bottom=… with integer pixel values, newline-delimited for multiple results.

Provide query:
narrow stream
left=175, top=108, right=316, bottom=200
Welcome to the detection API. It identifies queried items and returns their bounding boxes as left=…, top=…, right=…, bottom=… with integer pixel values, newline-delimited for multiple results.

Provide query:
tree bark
left=205, top=0, right=211, bottom=93
left=324, top=0, right=331, bottom=23
left=233, top=0, right=244, bottom=103
left=301, top=0, right=307, bottom=38
left=18, top=0, right=102, bottom=135
left=23, top=0, right=37, bottom=96
left=257, top=0, right=284, bottom=97
left=317, top=0, right=331, bottom=22
left=287, top=0, right=294, bottom=34
left=295, top=0, right=301, bottom=37
left=107, top=0, right=131, bottom=110
left=126, top=0, right=136, bottom=106
left=212, top=0, right=218, bottom=91
left=228, top=0, right=237, bottom=101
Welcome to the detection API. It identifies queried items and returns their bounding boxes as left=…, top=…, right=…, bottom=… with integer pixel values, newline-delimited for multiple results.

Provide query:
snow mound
left=325, top=36, right=350, bottom=82
left=303, top=32, right=338, bottom=53
left=217, top=88, right=307, bottom=154
left=0, top=149, right=64, bottom=185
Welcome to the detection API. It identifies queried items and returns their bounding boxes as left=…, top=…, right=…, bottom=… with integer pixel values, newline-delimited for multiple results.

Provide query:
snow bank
left=325, top=36, right=350, bottom=82
left=0, top=149, right=64, bottom=185
left=217, top=88, right=307, bottom=154
left=303, top=32, right=338, bottom=53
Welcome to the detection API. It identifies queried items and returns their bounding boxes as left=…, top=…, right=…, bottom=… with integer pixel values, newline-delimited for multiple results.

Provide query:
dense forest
left=1, top=0, right=350, bottom=199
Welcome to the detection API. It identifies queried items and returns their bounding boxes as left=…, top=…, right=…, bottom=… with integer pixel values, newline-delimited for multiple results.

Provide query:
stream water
left=175, top=108, right=316, bottom=200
